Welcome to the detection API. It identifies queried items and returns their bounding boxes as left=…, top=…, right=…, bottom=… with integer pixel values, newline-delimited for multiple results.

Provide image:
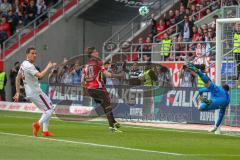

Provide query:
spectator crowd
left=127, top=0, right=238, bottom=63
left=0, top=0, right=58, bottom=46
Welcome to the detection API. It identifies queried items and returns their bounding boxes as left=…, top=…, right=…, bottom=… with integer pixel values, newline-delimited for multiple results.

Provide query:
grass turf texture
left=0, top=111, right=240, bottom=160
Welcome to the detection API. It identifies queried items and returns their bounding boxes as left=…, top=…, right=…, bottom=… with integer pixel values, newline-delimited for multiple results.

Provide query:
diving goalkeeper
left=186, top=63, right=230, bottom=133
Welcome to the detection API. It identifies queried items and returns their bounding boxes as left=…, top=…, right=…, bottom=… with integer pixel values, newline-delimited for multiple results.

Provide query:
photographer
left=129, top=62, right=142, bottom=85
left=10, top=61, right=20, bottom=101
left=48, top=67, right=59, bottom=84
left=157, top=65, right=172, bottom=87
left=180, top=65, right=196, bottom=87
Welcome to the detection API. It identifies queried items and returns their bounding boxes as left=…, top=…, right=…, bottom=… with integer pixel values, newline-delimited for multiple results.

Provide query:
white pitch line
left=185, top=154, right=240, bottom=157
left=1, top=131, right=240, bottom=158
left=0, top=131, right=182, bottom=156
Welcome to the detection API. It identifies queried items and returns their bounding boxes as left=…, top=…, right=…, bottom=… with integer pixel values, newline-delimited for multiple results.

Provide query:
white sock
left=38, top=109, right=54, bottom=125
left=43, top=120, right=49, bottom=132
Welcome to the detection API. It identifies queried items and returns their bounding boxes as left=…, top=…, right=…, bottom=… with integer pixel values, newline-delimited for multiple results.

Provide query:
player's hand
left=47, top=62, right=57, bottom=69
left=13, top=92, right=20, bottom=102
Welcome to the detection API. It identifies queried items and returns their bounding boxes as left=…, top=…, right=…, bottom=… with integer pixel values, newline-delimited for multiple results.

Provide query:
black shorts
left=87, top=88, right=111, bottom=109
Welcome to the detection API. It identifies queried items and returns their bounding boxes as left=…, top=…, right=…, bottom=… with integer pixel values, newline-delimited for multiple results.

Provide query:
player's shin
left=104, top=106, right=115, bottom=127
left=43, top=120, right=49, bottom=132
left=39, top=109, right=54, bottom=125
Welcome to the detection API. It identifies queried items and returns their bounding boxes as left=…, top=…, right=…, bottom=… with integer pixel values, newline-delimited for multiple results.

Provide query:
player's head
left=26, top=47, right=37, bottom=63
left=14, top=61, right=20, bottom=69
left=195, top=64, right=206, bottom=72
left=86, top=47, right=99, bottom=58
left=222, top=84, right=230, bottom=92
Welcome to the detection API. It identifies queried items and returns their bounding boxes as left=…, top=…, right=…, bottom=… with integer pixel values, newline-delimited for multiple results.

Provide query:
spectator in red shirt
left=155, top=19, right=167, bottom=42
left=197, top=27, right=203, bottom=37
left=143, top=36, right=152, bottom=61
left=189, top=0, right=198, bottom=5
left=0, top=16, right=10, bottom=46
left=192, top=26, right=200, bottom=42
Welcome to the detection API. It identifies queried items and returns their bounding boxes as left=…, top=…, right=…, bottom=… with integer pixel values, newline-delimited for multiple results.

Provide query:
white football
left=139, top=6, right=149, bottom=16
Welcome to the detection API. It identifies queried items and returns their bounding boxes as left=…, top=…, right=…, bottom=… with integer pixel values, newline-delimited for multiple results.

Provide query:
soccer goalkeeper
left=186, top=63, right=230, bottom=133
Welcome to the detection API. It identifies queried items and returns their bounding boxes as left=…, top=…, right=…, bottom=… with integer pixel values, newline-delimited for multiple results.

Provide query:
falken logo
left=166, top=90, right=210, bottom=108
left=114, top=0, right=154, bottom=7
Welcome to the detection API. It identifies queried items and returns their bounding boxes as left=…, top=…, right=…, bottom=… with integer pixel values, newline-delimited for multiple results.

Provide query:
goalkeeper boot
left=186, top=63, right=199, bottom=73
left=208, top=126, right=218, bottom=133
left=32, top=122, right=40, bottom=137
left=199, top=96, right=211, bottom=106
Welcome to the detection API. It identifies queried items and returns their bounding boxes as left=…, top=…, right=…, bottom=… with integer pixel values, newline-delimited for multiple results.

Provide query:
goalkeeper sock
left=197, top=70, right=210, bottom=84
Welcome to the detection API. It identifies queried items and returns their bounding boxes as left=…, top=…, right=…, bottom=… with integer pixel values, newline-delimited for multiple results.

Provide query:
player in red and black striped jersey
left=81, top=47, right=121, bottom=132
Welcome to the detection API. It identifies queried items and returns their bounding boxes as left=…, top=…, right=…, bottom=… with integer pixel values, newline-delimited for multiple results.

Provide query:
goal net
left=216, top=17, right=240, bottom=134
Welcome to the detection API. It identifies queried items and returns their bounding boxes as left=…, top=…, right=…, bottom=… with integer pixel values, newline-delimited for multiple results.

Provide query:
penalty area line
left=0, top=131, right=182, bottom=156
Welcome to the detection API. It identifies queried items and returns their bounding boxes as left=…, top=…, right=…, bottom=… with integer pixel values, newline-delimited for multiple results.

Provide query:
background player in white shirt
left=13, top=47, right=57, bottom=137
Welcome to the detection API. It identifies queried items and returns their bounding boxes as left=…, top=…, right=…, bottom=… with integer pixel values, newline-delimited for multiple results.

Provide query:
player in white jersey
left=13, top=47, right=57, bottom=137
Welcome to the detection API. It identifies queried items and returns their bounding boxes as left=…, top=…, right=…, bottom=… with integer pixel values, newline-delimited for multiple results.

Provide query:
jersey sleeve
left=25, top=64, right=39, bottom=76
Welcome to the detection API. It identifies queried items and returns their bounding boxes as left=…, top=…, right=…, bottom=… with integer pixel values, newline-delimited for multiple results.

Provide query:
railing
left=104, top=41, right=216, bottom=63
left=153, top=1, right=218, bottom=42
left=102, top=0, right=179, bottom=55
left=0, top=0, right=81, bottom=59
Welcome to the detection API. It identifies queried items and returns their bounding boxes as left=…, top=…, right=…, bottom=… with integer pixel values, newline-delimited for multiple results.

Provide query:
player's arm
left=198, top=87, right=210, bottom=96
left=13, top=73, right=22, bottom=102
left=103, top=70, right=124, bottom=79
left=35, top=62, right=56, bottom=79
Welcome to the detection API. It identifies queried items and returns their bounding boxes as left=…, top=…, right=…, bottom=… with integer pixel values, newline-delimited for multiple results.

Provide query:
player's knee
left=199, top=103, right=208, bottom=111
left=204, top=82, right=211, bottom=88
left=104, top=105, right=112, bottom=114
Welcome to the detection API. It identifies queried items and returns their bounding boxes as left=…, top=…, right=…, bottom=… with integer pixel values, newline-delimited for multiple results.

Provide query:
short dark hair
left=85, top=47, right=96, bottom=57
left=213, top=15, right=218, bottom=19
left=195, top=64, right=205, bottom=72
left=222, top=84, right=230, bottom=92
left=26, top=47, right=36, bottom=54
left=14, top=61, right=20, bottom=66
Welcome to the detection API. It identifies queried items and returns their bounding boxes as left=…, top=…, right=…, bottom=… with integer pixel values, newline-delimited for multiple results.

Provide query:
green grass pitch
left=0, top=111, right=240, bottom=160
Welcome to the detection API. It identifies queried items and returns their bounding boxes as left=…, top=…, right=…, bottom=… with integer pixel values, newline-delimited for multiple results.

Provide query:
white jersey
left=18, top=60, right=41, bottom=97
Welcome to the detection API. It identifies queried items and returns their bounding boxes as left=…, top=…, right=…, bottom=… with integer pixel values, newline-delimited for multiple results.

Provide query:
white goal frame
left=215, top=18, right=240, bottom=132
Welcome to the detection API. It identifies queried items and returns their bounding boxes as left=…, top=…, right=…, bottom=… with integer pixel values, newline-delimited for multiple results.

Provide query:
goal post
left=216, top=18, right=240, bottom=133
